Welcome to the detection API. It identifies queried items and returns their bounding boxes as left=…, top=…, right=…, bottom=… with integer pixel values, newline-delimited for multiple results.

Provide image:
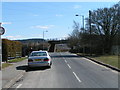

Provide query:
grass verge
left=2, top=57, right=27, bottom=69
left=2, top=63, right=13, bottom=69
left=77, top=53, right=119, bottom=69
left=90, top=55, right=119, bottom=69
left=8, top=57, right=27, bottom=63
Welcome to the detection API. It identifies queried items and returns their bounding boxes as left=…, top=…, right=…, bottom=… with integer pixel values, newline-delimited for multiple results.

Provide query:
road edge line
left=2, top=71, right=25, bottom=89
left=77, top=54, right=120, bottom=72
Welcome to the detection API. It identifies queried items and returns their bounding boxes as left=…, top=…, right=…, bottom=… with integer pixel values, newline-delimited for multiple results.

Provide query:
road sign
left=0, top=27, right=5, bottom=35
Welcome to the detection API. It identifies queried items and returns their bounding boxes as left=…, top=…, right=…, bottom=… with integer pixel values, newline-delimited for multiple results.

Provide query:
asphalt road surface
left=10, top=52, right=118, bottom=88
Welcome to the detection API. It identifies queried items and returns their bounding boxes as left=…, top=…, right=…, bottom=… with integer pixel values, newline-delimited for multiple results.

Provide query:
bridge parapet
left=48, top=40, right=68, bottom=52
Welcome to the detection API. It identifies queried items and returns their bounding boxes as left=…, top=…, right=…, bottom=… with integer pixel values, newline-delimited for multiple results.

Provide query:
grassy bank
left=77, top=53, right=119, bottom=69
left=2, top=63, right=13, bottom=69
left=90, top=55, right=119, bottom=69
left=8, top=57, right=27, bottom=63
left=2, top=57, right=27, bottom=69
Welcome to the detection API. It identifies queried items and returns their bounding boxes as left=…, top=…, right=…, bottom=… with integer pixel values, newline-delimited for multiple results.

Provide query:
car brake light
left=28, top=59, right=33, bottom=62
left=44, top=58, right=49, bottom=61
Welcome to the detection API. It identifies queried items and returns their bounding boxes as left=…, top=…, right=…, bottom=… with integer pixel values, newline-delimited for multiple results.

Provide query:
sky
left=1, top=1, right=119, bottom=40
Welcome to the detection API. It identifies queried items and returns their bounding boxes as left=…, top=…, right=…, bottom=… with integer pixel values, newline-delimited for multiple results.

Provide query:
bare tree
left=68, top=21, right=81, bottom=51
left=86, top=3, right=120, bottom=54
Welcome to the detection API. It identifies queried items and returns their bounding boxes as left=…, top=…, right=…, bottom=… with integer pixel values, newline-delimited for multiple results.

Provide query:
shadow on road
left=26, top=66, right=50, bottom=72
left=16, top=65, right=50, bottom=72
left=16, top=65, right=28, bottom=71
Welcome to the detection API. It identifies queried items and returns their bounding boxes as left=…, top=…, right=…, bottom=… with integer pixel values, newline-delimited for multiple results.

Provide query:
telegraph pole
left=89, top=10, right=92, bottom=56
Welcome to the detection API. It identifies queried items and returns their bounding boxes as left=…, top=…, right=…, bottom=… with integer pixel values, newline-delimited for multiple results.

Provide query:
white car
left=28, top=51, right=52, bottom=68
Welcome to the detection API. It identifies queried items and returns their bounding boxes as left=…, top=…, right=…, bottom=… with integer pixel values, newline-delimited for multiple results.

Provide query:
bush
left=2, top=39, right=22, bottom=62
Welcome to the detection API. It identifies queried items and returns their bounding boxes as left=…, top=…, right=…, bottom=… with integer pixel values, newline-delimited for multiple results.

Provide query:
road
left=10, top=52, right=118, bottom=88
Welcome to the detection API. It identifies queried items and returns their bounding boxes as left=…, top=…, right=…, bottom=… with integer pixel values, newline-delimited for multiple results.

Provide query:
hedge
left=2, top=39, right=22, bottom=62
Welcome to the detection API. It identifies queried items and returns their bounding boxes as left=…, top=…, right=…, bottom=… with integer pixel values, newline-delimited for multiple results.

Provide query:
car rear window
left=30, top=52, right=47, bottom=56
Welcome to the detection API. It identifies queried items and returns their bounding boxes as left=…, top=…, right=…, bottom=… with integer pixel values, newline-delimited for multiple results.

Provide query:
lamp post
left=43, top=30, right=48, bottom=50
left=75, top=14, right=85, bottom=55
left=75, top=14, right=84, bottom=32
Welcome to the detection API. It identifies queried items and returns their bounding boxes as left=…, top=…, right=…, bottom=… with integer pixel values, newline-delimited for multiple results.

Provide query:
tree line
left=2, top=39, right=22, bottom=62
left=22, top=41, right=49, bottom=56
left=68, top=2, right=120, bottom=55
left=2, top=38, right=50, bottom=62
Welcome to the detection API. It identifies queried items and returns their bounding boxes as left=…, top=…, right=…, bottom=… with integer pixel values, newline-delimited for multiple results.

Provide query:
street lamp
left=75, top=14, right=85, bottom=55
left=43, top=30, right=48, bottom=50
left=75, top=14, right=85, bottom=33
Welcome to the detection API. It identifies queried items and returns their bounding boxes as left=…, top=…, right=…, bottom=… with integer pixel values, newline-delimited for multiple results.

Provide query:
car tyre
left=48, top=64, right=51, bottom=68
left=27, top=65, right=32, bottom=69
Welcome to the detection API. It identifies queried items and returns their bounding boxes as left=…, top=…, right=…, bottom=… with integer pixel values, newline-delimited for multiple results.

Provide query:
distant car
left=28, top=51, right=52, bottom=68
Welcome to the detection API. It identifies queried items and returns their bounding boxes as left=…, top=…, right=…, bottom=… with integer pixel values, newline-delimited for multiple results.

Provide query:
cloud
left=2, top=35, right=22, bottom=40
left=55, top=14, right=63, bottom=17
left=33, top=14, right=39, bottom=16
left=73, top=5, right=81, bottom=9
left=63, top=35, right=69, bottom=38
left=30, top=34, right=43, bottom=38
left=31, top=25, right=55, bottom=29
left=2, top=22, right=12, bottom=25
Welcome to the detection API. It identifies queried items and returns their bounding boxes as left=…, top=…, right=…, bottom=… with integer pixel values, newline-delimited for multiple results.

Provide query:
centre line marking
left=16, top=84, right=22, bottom=88
left=67, top=64, right=71, bottom=69
left=65, top=60, right=67, bottom=63
left=73, top=72, right=81, bottom=83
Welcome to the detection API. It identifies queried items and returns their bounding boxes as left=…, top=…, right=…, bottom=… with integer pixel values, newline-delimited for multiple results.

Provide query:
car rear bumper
left=28, top=62, right=50, bottom=67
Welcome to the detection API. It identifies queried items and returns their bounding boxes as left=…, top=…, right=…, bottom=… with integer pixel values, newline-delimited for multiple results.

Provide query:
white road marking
left=60, top=53, right=82, bottom=83
left=111, top=70, right=118, bottom=74
left=71, top=54, right=77, bottom=56
left=62, top=56, right=67, bottom=63
left=10, top=74, right=23, bottom=83
left=82, top=58, right=118, bottom=74
left=67, top=64, right=71, bottom=69
left=16, top=84, right=22, bottom=88
left=4, top=72, right=24, bottom=88
left=60, top=53, right=68, bottom=63
left=73, top=72, right=81, bottom=83
left=65, top=60, right=67, bottom=63
left=19, top=75, right=23, bottom=79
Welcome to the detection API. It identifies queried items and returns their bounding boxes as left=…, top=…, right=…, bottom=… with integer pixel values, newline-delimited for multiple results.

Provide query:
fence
left=111, top=45, right=120, bottom=55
